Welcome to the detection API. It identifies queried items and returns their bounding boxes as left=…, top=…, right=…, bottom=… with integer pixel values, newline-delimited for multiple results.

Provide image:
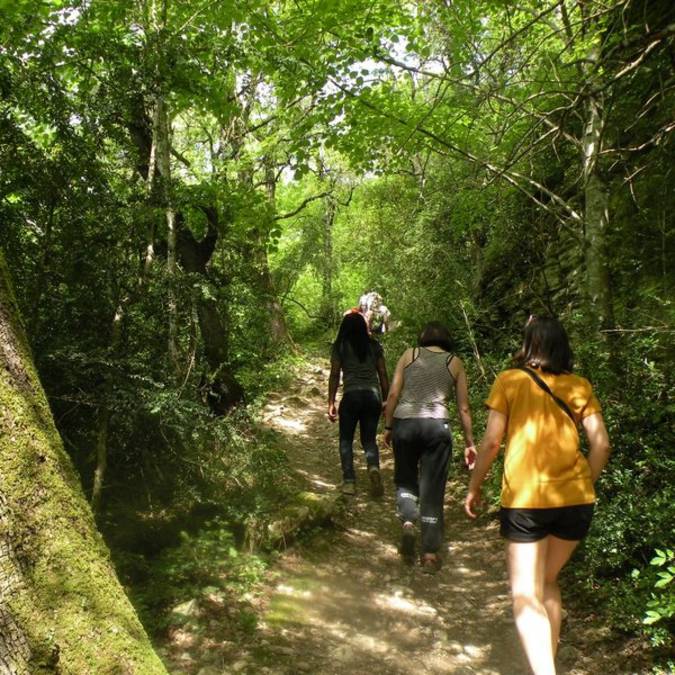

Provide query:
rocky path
left=171, top=360, right=649, bottom=675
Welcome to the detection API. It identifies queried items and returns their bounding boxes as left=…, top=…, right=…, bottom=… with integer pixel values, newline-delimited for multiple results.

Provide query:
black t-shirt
left=331, top=339, right=383, bottom=396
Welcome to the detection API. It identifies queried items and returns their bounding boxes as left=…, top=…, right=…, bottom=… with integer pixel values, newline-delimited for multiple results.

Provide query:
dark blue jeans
left=392, top=418, right=452, bottom=554
left=338, top=389, right=381, bottom=481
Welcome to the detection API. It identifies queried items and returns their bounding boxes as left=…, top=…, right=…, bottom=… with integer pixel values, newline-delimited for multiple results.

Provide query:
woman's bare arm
left=327, top=357, right=341, bottom=422
left=382, top=349, right=413, bottom=446
left=582, top=412, right=611, bottom=482
left=451, top=358, right=476, bottom=465
left=465, top=409, right=507, bottom=518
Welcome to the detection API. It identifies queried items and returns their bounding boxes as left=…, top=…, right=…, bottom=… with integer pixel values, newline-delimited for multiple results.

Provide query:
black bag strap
left=517, top=367, right=577, bottom=426
left=446, top=353, right=456, bottom=380
left=405, top=347, right=420, bottom=367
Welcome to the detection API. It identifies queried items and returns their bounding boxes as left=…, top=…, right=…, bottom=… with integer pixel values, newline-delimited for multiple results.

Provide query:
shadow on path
left=214, top=360, right=647, bottom=675
left=249, top=362, right=525, bottom=675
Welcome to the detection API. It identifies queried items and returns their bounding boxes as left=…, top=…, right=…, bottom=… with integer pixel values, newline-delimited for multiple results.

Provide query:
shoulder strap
left=404, top=347, right=420, bottom=368
left=446, top=354, right=456, bottom=379
left=517, top=367, right=576, bottom=425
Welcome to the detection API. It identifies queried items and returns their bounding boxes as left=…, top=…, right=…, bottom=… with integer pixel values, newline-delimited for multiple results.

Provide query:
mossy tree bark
left=581, top=60, right=615, bottom=332
left=559, top=8, right=616, bottom=334
left=0, top=250, right=166, bottom=674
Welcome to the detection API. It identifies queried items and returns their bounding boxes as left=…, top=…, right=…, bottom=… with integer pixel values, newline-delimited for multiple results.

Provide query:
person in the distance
left=328, top=312, right=389, bottom=496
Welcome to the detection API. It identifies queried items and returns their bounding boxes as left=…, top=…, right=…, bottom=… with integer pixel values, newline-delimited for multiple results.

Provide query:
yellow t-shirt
left=485, top=368, right=602, bottom=509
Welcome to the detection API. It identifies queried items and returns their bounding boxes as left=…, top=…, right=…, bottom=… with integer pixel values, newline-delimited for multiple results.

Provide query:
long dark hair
left=335, top=312, right=371, bottom=362
left=419, top=321, right=453, bottom=352
left=514, top=316, right=573, bottom=374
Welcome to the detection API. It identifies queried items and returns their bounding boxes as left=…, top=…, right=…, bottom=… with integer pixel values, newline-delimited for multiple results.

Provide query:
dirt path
left=197, top=360, right=648, bottom=675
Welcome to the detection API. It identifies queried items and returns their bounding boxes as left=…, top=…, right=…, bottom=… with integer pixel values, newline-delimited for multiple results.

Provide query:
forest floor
left=159, top=359, right=651, bottom=675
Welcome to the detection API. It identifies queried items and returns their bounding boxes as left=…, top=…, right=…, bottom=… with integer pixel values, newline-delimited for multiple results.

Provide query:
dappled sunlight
left=248, top=359, right=531, bottom=674
left=511, top=417, right=540, bottom=446
left=306, top=476, right=336, bottom=489
left=374, top=590, right=438, bottom=618
left=272, top=416, right=308, bottom=434
left=274, top=583, right=314, bottom=599
left=343, top=526, right=379, bottom=540
left=351, top=634, right=389, bottom=654
left=501, top=402, right=596, bottom=508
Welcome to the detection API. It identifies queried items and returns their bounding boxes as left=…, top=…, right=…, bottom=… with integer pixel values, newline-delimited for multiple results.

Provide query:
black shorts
left=499, top=504, right=595, bottom=542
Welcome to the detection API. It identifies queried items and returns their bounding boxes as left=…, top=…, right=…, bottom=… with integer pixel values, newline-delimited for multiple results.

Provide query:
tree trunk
left=91, top=117, right=160, bottom=513
left=153, top=96, right=180, bottom=373
left=582, top=56, right=615, bottom=331
left=251, top=236, right=293, bottom=348
left=194, top=295, right=244, bottom=413
left=90, top=296, right=130, bottom=513
left=0, top=490, right=32, bottom=673
left=321, top=197, right=337, bottom=323
left=583, top=171, right=614, bottom=329
left=558, top=7, right=615, bottom=331
left=0, top=250, right=166, bottom=674
left=258, top=158, right=293, bottom=347
left=177, top=217, right=243, bottom=413
left=125, top=97, right=243, bottom=413
left=264, top=279, right=293, bottom=346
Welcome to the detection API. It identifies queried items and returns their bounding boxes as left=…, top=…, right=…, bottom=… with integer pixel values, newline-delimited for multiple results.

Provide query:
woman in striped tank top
left=383, top=322, right=476, bottom=571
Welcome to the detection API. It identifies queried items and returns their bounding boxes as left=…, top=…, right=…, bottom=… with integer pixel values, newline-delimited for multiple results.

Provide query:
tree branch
left=284, top=297, right=322, bottom=319
left=329, top=77, right=583, bottom=230
left=274, top=191, right=333, bottom=220
left=474, top=1, right=565, bottom=72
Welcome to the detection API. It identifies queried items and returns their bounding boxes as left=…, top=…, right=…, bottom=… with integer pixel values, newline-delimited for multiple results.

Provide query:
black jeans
left=338, top=389, right=381, bottom=481
left=393, top=418, right=452, bottom=554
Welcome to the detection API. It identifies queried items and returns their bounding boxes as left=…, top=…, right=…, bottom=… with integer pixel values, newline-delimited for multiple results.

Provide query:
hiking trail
left=162, top=359, right=648, bottom=675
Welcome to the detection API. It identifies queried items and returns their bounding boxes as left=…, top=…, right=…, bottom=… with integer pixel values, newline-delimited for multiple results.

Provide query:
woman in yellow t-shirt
left=465, top=317, right=610, bottom=675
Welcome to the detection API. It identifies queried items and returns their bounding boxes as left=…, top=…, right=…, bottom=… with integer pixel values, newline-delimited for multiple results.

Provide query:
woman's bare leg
left=507, top=539, right=556, bottom=675
left=543, top=536, right=580, bottom=657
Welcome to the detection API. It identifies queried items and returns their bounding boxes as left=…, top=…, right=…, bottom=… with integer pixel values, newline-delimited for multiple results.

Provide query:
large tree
left=0, top=250, right=166, bottom=674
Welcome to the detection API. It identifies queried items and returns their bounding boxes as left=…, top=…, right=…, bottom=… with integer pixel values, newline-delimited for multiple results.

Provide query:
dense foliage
left=1, top=0, right=673, bottom=665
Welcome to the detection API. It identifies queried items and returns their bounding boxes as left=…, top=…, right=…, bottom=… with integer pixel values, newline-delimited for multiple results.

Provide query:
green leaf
left=643, top=611, right=662, bottom=625
left=650, top=552, right=667, bottom=566
left=654, top=572, right=672, bottom=588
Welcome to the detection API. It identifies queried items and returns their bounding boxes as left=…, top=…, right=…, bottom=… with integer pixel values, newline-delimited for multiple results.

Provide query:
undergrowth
left=104, top=351, right=311, bottom=640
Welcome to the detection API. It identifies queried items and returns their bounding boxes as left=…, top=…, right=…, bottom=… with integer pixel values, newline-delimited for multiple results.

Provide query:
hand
left=464, top=488, right=481, bottom=519
left=464, top=445, right=477, bottom=470
left=327, top=403, right=337, bottom=423
left=383, top=429, right=392, bottom=448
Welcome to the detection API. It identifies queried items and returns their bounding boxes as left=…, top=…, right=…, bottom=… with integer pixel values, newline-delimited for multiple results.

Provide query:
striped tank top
left=394, top=347, right=456, bottom=420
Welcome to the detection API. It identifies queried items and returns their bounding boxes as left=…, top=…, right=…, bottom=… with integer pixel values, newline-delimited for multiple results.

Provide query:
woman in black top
left=328, top=313, right=389, bottom=496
